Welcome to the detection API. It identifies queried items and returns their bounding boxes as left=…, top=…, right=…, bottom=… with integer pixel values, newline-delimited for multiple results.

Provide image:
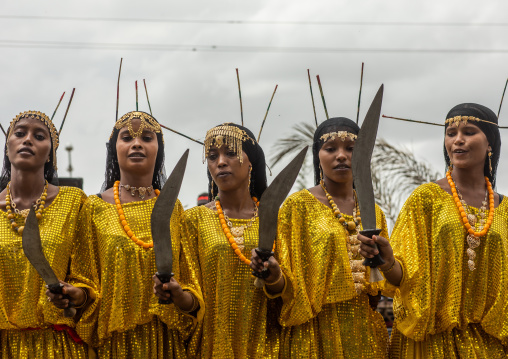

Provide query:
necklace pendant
left=124, top=184, right=131, bottom=191
left=466, top=247, right=476, bottom=259
left=138, top=187, right=146, bottom=200
left=467, top=234, right=480, bottom=249
left=234, top=235, right=245, bottom=250
left=230, top=226, right=245, bottom=237
left=467, top=214, right=477, bottom=225
left=468, top=259, right=476, bottom=271
left=130, top=187, right=136, bottom=196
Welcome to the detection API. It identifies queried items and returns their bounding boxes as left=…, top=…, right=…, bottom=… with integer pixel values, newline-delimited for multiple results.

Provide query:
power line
left=0, top=40, right=507, bottom=54
left=1, top=15, right=508, bottom=27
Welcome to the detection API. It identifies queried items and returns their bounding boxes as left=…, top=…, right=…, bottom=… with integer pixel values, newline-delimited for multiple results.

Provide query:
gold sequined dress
left=183, top=205, right=280, bottom=358
left=79, top=195, right=204, bottom=358
left=273, top=189, right=389, bottom=358
left=387, top=183, right=508, bottom=358
left=0, top=187, right=95, bottom=359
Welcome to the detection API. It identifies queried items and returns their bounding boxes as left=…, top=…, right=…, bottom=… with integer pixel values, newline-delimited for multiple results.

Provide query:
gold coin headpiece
left=320, top=131, right=357, bottom=143
left=8, top=111, right=59, bottom=170
left=445, top=116, right=498, bottom=127
left=110, top=111, right=163, bottom=141
left=204, top=123, right=255, bottom=164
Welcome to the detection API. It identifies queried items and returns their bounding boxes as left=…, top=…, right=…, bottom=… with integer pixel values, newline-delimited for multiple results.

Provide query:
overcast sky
left=1, top=0, right=507, bottom=212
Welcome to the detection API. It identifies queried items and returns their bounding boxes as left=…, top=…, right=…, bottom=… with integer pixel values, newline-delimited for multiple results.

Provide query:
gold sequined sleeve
left=275, top=190, right=388, bottom=327
left=387, top=183, right=508, bottom=342
left=73, top=195, right=101, bottom=345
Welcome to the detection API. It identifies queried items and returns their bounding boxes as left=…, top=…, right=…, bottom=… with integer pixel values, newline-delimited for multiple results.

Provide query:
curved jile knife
left=351, top=84, right=385, bottom=282
left=22, top=208, right=76, bottom=317
left=152, top=149, right=189, bottom=304
left=253, top=146, right=308, bottom=279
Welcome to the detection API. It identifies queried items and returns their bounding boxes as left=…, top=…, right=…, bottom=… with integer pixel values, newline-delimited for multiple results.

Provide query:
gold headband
left=445, top=116, right=498, bottom=127
left=203, top=123, right=255, bottom=164
left=110, top=111, right=163, bottom=141
left=320, top=131, right=357, bottom=143
left=8, top=111, right=59, bottom=170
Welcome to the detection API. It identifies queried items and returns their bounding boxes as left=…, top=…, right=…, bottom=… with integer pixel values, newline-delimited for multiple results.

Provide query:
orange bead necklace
left=113, top=180, right=160, bottom=249
left=446, top=169, right=494, bottom=270
left=215, top=196, right=259, bottom=265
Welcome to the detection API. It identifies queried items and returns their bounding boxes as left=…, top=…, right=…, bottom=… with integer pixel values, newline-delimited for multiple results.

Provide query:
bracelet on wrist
left=180, top=291, right=199, bottom=313
left=264, top=271, right=284, bottom=286
left=380, top=259, right=397, bottom=274
left=73, top=288, right=88, bottom=309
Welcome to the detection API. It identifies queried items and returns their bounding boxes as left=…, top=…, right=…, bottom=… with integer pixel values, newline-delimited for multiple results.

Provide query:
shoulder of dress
left=184, top=204, right=211, bottom=220
left=57, top=186, right=87, bottom=200
left=283, top=189, right=312, bottom=206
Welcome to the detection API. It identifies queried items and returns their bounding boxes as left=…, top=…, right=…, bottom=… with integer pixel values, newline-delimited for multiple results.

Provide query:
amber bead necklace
left=446, top=168, right=494, bottom=270
left=113, top=180, right=160, bottom=249
left=6, top=180, right=48, bottom=235
left=215, top=196, right=259, bottom=265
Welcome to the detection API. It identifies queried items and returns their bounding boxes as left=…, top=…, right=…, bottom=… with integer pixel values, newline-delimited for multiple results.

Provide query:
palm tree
left=270, top=123, right=441, bottom=228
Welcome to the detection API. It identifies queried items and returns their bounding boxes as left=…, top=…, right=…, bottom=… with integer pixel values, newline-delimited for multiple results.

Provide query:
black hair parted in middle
left=101, top=111, right=166, bottom=192
left=312, top=117, right=360, bottom=186
left=206, top=123, right=267, bottom=201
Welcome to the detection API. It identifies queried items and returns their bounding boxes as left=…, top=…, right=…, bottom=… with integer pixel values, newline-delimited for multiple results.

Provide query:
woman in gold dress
left=251, top=117, right=389, bottom=358
left=79, top=111, right=203, bottom=358
left=177, top=123, right=280, bottom=358
left=0, top=111, right=95, bottom=358
left=359, top=103, right=508, bottom=357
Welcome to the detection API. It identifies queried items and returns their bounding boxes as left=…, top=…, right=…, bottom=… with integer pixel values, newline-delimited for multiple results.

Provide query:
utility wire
left=1, top=15, right=508, bottom=27
left=0, top=40, right=507, bottom=54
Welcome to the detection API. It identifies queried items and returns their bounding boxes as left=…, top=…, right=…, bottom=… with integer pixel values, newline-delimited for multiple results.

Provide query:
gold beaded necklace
left=113, top=180, right=160, bottom=249
left=5, top=180, right=49, bottom=235
left=320, top=180, right=366, bottom=294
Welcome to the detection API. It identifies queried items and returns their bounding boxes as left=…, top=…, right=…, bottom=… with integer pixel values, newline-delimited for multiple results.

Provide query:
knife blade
left=253, top=146, right=308, bottom=279
left=22, top=208, right=76, bottom=317
left=151, top=149, right=189, bottom=304
left=351, top=84, right=385, bottom=282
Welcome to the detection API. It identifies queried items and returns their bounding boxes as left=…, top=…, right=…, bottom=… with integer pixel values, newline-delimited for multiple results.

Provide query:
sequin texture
left=78, top=195, right=203, bottom=358
left=183, top=205, right=280, bottom=358
left=387, top=183, right=508, bottom=357
left=0, top=187, right=93, bottom=358
left=275, top=190, right=389, bottom=358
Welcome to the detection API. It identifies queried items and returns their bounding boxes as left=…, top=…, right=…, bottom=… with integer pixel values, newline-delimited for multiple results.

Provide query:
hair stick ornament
left=356, top=62, right=364, bottom=124
left=59, top=88, right=75, bottom=135
left=316, top=75, right=329, bottom=119
left=135, top=80, right=139, bottom=111
left=50, top=92, right=65, bottom=121
left=257, top=84, right=278, bottom=142
left=159, top=123, right=204, bottom=145
left=116, top=58, right=123, bottom=122
left=307, top=69, right=318, bottom=127
left=498, top=78, right=508, bottom=118
left=236, top=68, right=244, bottom=126
left=143, top=79, right=153, bottom=115
left=0, top=123, right=6, bottom=137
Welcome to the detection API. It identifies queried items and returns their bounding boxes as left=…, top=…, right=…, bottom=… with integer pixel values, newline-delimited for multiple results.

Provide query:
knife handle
left=360, top=229, right=386, bottom=268
left=252, top=248, right=274, bottom=279
left=156, top=272, right=174, bottom=305
left=48, top=283, right=77, bottom=318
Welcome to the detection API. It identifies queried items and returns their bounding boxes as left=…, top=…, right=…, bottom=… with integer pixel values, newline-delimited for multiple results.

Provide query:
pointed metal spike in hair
left=135, top=80, right=139, bottom=111
left=257, top=84, right=278, bottom=143
left=382, top=115, right=444, bottom=127
left=316, top=75, right=329, bottom=120
left=356, top=62, right=364, bottom=124
left=143, top=79, right=153, bottom=116
left=236, top=68, right=244, bottom=126
left=116, top=58, right=123, bottom=122
left=59, top=88, right=75, bottom=135
left=0, top=123, right=6, bottom=137
left=307, top=69, right=318, bottom=127
left=498, top=78, right=508, bottom=118
left=159, top=123, right=204, bottom=145
left=50, top=92, right=65, bottom=121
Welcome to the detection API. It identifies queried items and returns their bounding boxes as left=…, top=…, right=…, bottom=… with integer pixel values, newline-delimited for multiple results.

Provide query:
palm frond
left=270, top=122, right=314, bottom=167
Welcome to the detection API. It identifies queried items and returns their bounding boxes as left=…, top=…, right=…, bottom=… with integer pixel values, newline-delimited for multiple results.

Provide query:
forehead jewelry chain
left=6, top=180, right=48, bottom=235
left=446, top=168, right=494, bottom=271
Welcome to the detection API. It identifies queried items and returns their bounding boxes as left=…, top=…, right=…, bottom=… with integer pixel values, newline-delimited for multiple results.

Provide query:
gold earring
left=210, top=179, right=215, bottom=199
left=488, top=151, right=493, bottom=176
left=319, top=165, right=324, bottom=181
left=248, top=166, right=252, bottom=189
left=46, top=157, right=50, bottom=163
